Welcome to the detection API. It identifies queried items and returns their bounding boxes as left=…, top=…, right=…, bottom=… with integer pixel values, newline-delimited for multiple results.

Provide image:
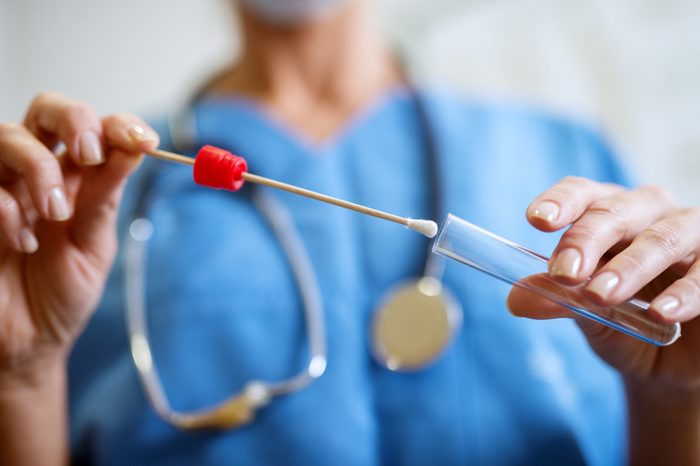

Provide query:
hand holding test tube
left=432, top=213, right=680, bottom=345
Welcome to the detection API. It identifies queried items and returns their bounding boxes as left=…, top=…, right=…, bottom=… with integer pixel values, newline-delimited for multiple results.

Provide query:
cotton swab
left=146, top=146, right=438, bottom=238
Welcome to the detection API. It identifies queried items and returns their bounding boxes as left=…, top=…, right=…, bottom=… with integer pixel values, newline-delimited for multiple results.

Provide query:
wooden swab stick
left=148, top=148, right=195, bottom=166
left=145, top=148, right=438, bottom=238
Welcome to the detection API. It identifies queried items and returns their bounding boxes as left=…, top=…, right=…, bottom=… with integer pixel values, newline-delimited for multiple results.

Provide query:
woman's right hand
left=0, top=92, right=159, bottom=387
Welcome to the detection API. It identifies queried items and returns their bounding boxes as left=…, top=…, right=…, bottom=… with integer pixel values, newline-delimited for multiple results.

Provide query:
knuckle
left=0, top=122, right=22, bottom=140
left=588, top=201, right=628, bottom=237
left=590, top=199, right=628, bottom=218
left=562, top=175, right=587, bottom=186
left=547, top=186, right=576, bottom=205
left=25, top=155, right=58, bottom=182
left=678, top=207, right=700, bottom=221
left=547, top=177, right=597, bottom=206
left=30, top=91, right=59, bottom=109
left=640, top=222, right=682, bottom=257
left=113, top=111, right=138, bottom=122
left=97, top=197, right=120, bottom=217
left=641, top=184, right=676, bottom=205
left=62, top=102, right=96, bottom=129
left=0, top=193, right=19, bottom=224
left=601, top=181, right=624, bottom=193
left=562, top=223, right=597, bottom=245
left=105, top=112, right=139, bottom=130
left=678, top=274, right=700, bottom=296
left=618, top=251, right=647, bottom=275
left=690, top=260, right=700, bottom=277
left=562, top=176, right=595, bottom=191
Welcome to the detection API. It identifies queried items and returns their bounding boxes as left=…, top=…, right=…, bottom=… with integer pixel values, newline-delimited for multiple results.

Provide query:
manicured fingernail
left=48, top=187, right=70, bottom=221
left=550, top=248, right=582, bottom=278
left=652, top=296, right=680, bottom=316
left=127, top=125, right=157, bottom=143
left=531, top=201, right=559, bottom=223
left=80, top=131, right=104, bottom=165
left=18, top=228, right=38, bottom=253
left=586, top=271, right=620, bottom=299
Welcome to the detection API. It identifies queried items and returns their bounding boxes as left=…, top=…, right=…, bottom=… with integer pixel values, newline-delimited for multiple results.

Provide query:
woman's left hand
left=507, top=176, right=700, bottom=389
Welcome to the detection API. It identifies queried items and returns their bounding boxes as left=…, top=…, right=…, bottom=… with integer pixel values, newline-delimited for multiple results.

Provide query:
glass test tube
left=432, top=213, right=681, bottom=346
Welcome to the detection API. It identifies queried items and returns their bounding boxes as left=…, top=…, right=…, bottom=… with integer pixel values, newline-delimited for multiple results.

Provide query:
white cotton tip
left=406, top=218, right=439, bottom=238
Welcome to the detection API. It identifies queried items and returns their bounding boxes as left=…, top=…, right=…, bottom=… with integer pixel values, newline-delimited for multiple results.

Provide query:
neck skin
left=207, top=0, right=402, bottom=142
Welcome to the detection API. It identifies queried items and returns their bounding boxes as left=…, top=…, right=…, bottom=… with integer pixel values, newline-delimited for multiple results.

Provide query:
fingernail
left=586, top=271, right=620, bottom=299
left=127, top=125, right=157, bottom=143
left=48, top=187, right=70, bottom=221
left=550, top=248, right=582, bottom=279
left=531, top=201, right=559, bottom=223
left=652, top=296, right=680, bottom=316
left=18, top=228, right=38, bottom=253
left=80, top=131, right=104, bottom=165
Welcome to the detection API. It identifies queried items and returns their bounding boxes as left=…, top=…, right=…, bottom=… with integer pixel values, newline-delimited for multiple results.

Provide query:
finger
left=4, top=178, right=40, bottom=226
left=585, top=208, right=700, bottom=305
left=506, top=274, right=579, bottom=319
left=55, top=152, right=84, bottom=206
left=548, top=185, right=675, bottom=283
left=527, top=176, right=624, bottom=232
left=102, top=113, right=159, bottom=153
left=507, top=279, right=638, bottom=353
left=0, top=123, right=71, bottom=221
left=670, top=252, right=697, bottom=276
left=69, top=148, right=144, bottom=268
left=23, top=92, right=105, bottom=166
left=0, top=186, right=38, bottom=253
left=649, top=259, right=700, bottom=323
left=506, top=286, right=573, bottom=319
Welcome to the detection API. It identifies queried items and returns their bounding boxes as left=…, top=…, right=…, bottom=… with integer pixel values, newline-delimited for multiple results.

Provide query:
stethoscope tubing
left=123, top=78, right=449, bottom=428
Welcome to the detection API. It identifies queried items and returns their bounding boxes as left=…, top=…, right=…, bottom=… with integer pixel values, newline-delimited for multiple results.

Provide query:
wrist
left=624, top=375, right=700, bottom=410
left=624, top=376, right=700, bottom=465
left=0, top=350, right=69, bottom=466
left=0, top=349, right=68, bottom=395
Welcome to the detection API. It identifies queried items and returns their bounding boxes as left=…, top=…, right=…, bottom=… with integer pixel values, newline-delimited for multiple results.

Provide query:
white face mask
left=238, top=0, right=350, bottom=25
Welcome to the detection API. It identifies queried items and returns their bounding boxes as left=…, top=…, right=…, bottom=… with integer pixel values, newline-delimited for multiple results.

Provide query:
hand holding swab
left=146, top=146, right=438, bottom=238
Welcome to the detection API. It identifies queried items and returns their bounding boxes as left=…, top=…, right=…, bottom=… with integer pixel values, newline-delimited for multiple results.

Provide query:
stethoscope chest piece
left=371, top=276, right=462, bottom=372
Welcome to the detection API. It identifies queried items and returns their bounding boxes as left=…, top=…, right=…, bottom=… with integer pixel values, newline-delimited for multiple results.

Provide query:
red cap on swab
left=193, top=145, right=248, bottom=191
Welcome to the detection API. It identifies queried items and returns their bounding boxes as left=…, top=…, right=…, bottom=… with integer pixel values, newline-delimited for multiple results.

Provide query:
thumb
left=506, top=286, right=573, bottom=320
left=68, top=114, right=159, bottom=267
left=68, top=147, right=144, bottom=268
left=506, top=274, right=578, bottom=320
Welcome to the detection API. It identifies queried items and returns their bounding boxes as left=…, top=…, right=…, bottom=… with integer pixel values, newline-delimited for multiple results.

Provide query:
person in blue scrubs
left=0, top=0, right=699, bottom=465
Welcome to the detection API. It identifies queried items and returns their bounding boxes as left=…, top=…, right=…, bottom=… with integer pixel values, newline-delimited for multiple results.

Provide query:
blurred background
left=1, top=0, right=698, bottom=204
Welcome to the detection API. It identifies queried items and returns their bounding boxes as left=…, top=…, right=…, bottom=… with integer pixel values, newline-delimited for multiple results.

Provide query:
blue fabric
left=68, top=87, right=630, bottom=465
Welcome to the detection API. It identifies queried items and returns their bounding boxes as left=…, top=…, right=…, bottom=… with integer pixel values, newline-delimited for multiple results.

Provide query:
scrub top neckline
left=195, top=84, right=412, bottom=157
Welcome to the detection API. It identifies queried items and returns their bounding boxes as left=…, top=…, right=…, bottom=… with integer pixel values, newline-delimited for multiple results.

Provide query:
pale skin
left=509, top=179, right=700, bottom=465
left=0, top=1, right=698, bottom=465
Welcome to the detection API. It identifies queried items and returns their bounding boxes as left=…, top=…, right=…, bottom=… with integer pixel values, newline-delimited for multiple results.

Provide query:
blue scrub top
left=68, top=87, right=630, bottom=465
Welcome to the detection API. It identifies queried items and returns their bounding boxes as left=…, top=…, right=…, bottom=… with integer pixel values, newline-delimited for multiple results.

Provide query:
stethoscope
left=124, top=79, right=463, bottom=430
